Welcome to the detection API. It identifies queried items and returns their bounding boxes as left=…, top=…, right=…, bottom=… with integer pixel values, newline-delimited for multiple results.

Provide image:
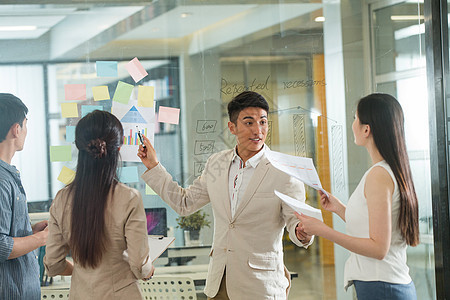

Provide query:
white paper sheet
left=275, top=190, right=323, bottom=221
left=265, top=150, right=328, bottom=196
left=123, top=236, right=175, bottom=264
left=148, top=236, right=175, bottom=262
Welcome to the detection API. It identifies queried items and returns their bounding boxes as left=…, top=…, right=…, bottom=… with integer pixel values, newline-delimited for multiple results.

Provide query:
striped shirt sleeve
left=0, top=180, right=14, bottom=262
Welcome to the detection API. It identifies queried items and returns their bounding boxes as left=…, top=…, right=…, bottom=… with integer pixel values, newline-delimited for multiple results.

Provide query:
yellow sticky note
left=61, top=103, right=78, bottom=118
left=57, top=166, right=76, bottom=185
left=146, top=184, right=157, bottom=195
left=92, top=86, right=110, bottom=101
left=138, top=86, right=154, bottom=107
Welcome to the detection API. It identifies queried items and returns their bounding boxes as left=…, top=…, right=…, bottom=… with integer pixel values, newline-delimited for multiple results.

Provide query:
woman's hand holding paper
left=295, top=212, right=328, bottom=237
left=318, top=191, right=346, bottom=221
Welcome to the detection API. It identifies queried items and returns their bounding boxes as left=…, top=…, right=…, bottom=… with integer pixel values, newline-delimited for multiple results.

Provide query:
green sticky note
left=112, top=81, right=134, bottom=104
left=50, top=145, right=72, bottom=162
left=146, top=184, right=157, bottom=195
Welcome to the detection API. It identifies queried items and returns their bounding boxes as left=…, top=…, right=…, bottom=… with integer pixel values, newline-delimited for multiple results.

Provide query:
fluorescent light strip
left=0, top=26, right=37, bottom=31
left=314, top=16, right=325, bottom=22
left=391, top=15, right=424, bottom=21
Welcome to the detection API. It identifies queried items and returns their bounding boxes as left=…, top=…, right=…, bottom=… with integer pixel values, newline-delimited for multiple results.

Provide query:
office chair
left=140, top=276, right=197, bottom=300
left=41, top=289, right=70, bottom=299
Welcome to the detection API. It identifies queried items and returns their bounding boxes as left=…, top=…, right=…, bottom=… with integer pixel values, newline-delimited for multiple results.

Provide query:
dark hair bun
left=86, top=138, right=107, bottom=159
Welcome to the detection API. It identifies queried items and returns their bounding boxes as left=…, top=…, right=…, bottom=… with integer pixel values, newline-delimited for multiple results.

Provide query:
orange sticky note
left=137, top=86, right=154, bottom=107
left=57, top=166, right=76, bottom=185
left=158, top=106, right=180, bottom=125
left=125, top=57, right=148, bottom=82
left=61, top=103, right=78, bottom=118
left=65, top=84, right=86, bottom=100
left=92, top=86, right=110, bottom=101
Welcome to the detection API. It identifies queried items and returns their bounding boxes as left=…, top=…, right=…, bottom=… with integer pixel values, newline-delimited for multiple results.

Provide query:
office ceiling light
left=0, top=25, right=37, bottom=31
left=314, top=16, right=325, bottom=22
left=180, top=12, right=192, bottom=18
left=391, top=15, right=424, bottom=21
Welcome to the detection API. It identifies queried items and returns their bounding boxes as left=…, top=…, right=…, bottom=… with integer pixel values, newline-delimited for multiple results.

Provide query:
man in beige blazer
left=138, top=91, right=313, bottom=300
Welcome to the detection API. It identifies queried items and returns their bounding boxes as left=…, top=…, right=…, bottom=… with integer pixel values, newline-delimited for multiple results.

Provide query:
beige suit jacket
left=44, top=183, right=151, bottom=300
left=142, top=148, right=310, bottom=300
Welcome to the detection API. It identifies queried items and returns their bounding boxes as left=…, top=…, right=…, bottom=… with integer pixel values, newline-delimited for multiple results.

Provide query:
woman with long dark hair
left=296, top=93, right=419, bottom=299
left=44, top=110, right=153, bottom=299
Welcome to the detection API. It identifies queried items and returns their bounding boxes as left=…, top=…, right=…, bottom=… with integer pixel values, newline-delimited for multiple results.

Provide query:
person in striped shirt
left=0, top=93, right=48, bottom=300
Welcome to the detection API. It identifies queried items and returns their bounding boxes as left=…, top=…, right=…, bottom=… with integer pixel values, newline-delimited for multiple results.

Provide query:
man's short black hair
left=0, top=93, right=28, bottom=143
left=227, top=91, right=269, bottom=123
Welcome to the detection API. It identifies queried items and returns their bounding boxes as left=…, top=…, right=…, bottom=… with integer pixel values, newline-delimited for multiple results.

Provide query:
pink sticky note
left=65, top=84, right=86, bottom=101
left=125, top=57, right=148, bottom=83
left=158, top=106, right=180, bottom=125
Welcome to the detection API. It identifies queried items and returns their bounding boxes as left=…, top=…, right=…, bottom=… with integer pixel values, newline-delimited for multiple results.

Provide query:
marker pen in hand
left=136, top=126, right=146, bottom=148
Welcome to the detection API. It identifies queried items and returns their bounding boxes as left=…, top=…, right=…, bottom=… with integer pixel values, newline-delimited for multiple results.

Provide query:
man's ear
left=10, top=123, right=21, bottom=138
left=228, top=121, right=236, bottom=135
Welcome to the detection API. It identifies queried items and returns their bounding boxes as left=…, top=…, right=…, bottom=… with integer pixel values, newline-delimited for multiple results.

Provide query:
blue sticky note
left=96, top=61, right=118, bottom=77
left=81, top=105, right=103, bottom=117
left=66, top=126, right=76, bottom=143
left=118, top=166, right=139, bottom=183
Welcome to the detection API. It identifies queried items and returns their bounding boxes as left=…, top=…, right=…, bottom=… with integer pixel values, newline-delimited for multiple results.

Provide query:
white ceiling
left=0, top=15, right=67, bottom=39
left=117, top=5, right=257, bottom=40
left=0, top=2, right=323, bottom=61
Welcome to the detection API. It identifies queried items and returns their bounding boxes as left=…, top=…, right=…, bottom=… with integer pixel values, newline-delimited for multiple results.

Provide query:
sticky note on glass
left=66, top=126, right=76, bottom=143
left=57, top=166, right=76, bottom=185
left=65, top=84, right=86, bottom=101
left=92, top=86, right=110, bottom=101
left=81, top=105, right=103, bottom=117
left=158, top=106, right=180, bottom=125
left=50, top=145, right=72, bottom=162
left=96, top=61, right=118, bottom=77
left=61, top=103, right=78, bottom=118
left=146, top=184, right=157, bottom=195
left=112, top=81, right=134, bottom=104
left=137, top=86, right=154, bottom=107
left=118, top=166, right=139, bottom=183
left=125, top=57, right=148, bottom=83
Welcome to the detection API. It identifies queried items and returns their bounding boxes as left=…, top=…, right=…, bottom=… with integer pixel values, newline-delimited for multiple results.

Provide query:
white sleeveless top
left=344, top=161, right=412, bottom=290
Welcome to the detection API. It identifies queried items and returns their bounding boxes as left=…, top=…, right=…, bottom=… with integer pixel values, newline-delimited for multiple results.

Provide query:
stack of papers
left=275, top=190, right=323, bottom=221
left=265, top=150, right=328, bottom=197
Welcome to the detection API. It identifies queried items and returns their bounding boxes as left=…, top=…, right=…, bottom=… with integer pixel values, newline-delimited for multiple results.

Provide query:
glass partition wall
left=0, top=0, right=441, bottom=299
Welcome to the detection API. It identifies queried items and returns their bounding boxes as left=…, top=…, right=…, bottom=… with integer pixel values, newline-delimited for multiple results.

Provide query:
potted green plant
left=176, top=210, right=211, bottom=246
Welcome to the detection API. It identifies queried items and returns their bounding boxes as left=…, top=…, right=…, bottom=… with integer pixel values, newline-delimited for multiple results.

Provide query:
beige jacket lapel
left=214, top=150, right=234, bottom=221
left=231, top=157, right=270, bottom=221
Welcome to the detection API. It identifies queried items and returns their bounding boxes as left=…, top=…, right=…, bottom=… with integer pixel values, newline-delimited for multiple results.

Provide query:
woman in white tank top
left=296, top=93, right=419, bottom=300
